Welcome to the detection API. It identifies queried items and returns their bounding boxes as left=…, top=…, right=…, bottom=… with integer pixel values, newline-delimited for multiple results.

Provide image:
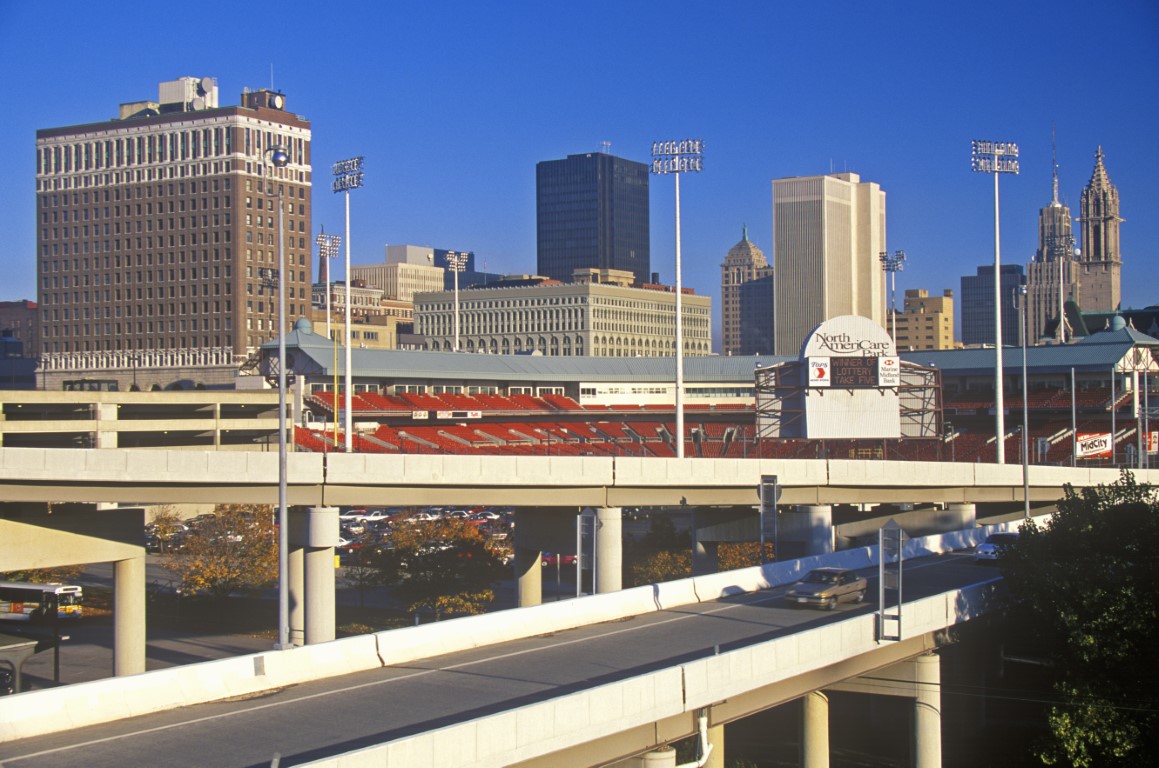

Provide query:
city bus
left=0, top=581, right=83, bottom=622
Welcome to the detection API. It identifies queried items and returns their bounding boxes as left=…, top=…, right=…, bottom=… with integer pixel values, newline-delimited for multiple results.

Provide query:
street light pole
left=651, top=139, right=704, bottom=460
left=1019, top=284, right=1030, bottom=518
left=878, top=250, right=907, bottom=344
left=266, top=144, right=290, bottom=650
left=332, top=157, right=364, bottom=453
left=446, top=251, right=468, bottom=352
left=971, top=140, right=1020, bottom=464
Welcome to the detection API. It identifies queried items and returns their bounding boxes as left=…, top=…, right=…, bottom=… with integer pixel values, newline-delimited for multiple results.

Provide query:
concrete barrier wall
left=297, top=580, right=1002, bottom=768
left=0, top=515, right=1047, bottom=743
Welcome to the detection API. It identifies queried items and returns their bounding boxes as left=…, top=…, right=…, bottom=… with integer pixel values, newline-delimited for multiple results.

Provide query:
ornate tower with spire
left=720, top=226, right=770, bottom=355
left=1076, top=146, right=1123, bottom=314
left=1025, top=131, right=1078, bottom=343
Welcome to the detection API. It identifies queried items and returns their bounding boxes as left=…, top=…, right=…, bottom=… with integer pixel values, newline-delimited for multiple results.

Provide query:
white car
left=974, top=532, right=1019, bottom=562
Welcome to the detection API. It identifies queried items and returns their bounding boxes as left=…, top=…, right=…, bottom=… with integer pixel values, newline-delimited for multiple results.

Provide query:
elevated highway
left=0, top=447, right=1149, bottom=508
left=0, top=530, right=1002, bottom=768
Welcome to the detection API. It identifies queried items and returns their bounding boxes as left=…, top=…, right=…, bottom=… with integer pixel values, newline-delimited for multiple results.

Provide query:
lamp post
left=651, top=139, right=704, bottom=459
left=265, top=144, right=291, bottom=650
left=445, top=251, right=468, bottom=352
left=879, top=250, right=907, bottom=344
left=971, top=140, right=1020, bottom=464
left=332, top=157, right=364, bottom=453
left=1019, top=284, right=1030, bottom=518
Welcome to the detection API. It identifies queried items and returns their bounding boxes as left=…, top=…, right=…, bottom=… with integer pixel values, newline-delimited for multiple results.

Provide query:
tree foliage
left=1001, top=470, right=1159, bottom=767
left=0, top=565, right=84, bottom=584
left=165, top=504, right=279, bottom=600
left=372, top=518, right=507, bottom=617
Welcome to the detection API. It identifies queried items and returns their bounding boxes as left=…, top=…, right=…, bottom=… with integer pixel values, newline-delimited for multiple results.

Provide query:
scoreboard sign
left=814, top=356, right=898, bottom=388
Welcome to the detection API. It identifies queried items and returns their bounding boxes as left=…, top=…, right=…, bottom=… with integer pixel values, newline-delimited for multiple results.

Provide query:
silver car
left=785, top=567, right=868, bottom=610
left=974, top=532, right=1019, bottom=562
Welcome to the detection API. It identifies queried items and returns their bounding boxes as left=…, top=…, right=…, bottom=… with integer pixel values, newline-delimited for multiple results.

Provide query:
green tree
left=373, top=518, right=507, bottom=617
left=165, top=504, right=279, bottom=600
left=1001, top=470, right=1159, bottom=767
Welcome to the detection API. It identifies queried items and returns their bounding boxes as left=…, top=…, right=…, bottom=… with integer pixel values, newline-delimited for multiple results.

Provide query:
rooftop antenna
left=270, top=64, right=275, bottom=91
left=600, top=140, right=611, bottom=154
left=1051, top=123, right=1060, bottom=206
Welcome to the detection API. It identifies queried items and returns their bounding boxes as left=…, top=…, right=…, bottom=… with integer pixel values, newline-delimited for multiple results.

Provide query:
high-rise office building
left=772, top=172, right=886, bottom=356
left=893, top=289, right=955, bottom=352
left=1077, top=147, right=1122, bottom=314
left=1025, top=142, right=1078, bottom=343
left=35, top=77, right=312, bottom=362
left=720, top=226, right=771, bottom=355
left=738, top=273, right=775, bottom=356
left=960, top=264, right=1024, bottom=347
left=536, top=152, right=650, bottom=285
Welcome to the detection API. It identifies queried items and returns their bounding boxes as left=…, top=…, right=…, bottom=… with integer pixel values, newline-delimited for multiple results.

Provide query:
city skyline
left=2, top=1, right=1156, bottom=351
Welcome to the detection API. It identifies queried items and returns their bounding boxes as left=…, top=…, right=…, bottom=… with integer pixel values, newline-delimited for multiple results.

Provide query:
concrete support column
left=779, top=505, right=834, bottom=560
left=691, top=511, right=720, bottom=576
left=287, top=532, right=305, bottom=647
left=800, top=691, right=830, bottom=768
left=704, top=723, right=725, bottom=768
left=913, top=653, right=942, bottom=768
left=618, top=747, right=676, bottom=767
left=514, top=545, right=543, bottom=608
left=113, top=556, right=146, bottom=676
left=289, top=507, right=339, bottom=645
left=303, top=506, right=338, bottom=645
left=595, top=506, right=622, bottom=594
left=943, top=503, right=976, bottom=530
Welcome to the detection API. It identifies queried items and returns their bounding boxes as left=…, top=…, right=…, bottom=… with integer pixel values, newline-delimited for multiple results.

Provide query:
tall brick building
left=35, top=77, right=312, bottom=366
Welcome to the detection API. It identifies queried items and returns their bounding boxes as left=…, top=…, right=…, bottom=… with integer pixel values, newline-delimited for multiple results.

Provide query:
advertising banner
left=808, top=358, right=830, bottom=387
left=1076, top=433, right=1113, bottom=459
left=877, top=356, right=900, bottom=387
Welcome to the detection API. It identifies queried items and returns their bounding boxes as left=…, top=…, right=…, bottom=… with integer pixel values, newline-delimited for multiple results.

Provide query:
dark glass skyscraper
left=536, top=152, right=650, bottom=285
left=960, top=264, right=1024, bottom=347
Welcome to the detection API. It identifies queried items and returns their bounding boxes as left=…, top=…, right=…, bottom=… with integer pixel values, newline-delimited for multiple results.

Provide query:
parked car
left=542, top=552, right=577, bottom=568
left=785, top=567, right=868, bottom=610
left=974, top=532, right=1019, bottom=562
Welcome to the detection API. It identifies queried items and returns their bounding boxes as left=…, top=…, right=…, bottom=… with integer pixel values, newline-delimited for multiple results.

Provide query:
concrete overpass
left=0, top=527, right=1004, bottom=767
left=0, top=447, right=1146, bottom=508
left=2, top=448, right=1153, bottom=678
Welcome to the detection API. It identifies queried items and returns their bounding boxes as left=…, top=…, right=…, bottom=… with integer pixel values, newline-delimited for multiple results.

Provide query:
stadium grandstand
left=268, top=318, right=1158, bottom=466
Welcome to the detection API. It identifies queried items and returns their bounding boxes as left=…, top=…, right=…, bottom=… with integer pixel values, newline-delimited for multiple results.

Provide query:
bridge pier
left=705, top=722, right=725, bottom=768
left=800, top=690, right=830, bottom=768
left=828, top=652, right=943, bottom=767
left=288, top=506, right=339, bottom=645
left=778, top=505, right=833, bottom=559
left=113, top=556, right=146, bottom=676
left=912, top=653, right=942, bottom=768
left=594, top=506, right=622, bottom=594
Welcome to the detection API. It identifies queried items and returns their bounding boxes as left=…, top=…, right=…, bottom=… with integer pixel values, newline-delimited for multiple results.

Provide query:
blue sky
left=2, top=1, right=1156, bottom=349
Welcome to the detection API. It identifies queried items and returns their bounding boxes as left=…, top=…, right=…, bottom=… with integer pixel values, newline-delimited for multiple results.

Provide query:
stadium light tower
left=315, top=230, right=342, bottom=340
left=265, top=144, right=291, bottom=650
left=332, top=157, right=364, bottom=452
left=971, top=140, right=1020, bottom=464
left=446, top=251, right=468, bottom=352
left=651, top=139, right=704, bottom=459
left=879, top=250, right=907, bottom=343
